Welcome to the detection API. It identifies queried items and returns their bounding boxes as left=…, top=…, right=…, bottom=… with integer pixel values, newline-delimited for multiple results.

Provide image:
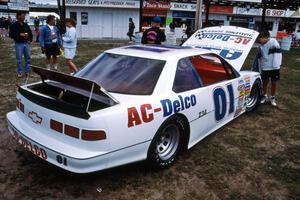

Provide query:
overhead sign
left=170, top=2, right=196, bottom=12
left=210, top=5, right=233, bottom=14
left=234, top=7, right=286, bottom=17
left=143, top=1, right=171, bottom=10
left=8, top=0, right=29, bottom=11
left=66, top=0, right=140, bottom=9
left=229, top=0, right=262, bottom=2
left=183, top=26, right=259, bottom=72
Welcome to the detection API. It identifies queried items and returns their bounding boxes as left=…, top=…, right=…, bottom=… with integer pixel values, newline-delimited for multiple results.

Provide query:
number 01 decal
left=213, top=84, right=234, bottom=121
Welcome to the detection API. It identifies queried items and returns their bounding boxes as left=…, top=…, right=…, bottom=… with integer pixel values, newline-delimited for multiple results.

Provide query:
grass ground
left=0, top=38, right=299, bottom=200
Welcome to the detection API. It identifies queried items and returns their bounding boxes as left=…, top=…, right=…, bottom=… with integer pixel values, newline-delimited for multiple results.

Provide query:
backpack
left=146, top=29, right=158, bottom=44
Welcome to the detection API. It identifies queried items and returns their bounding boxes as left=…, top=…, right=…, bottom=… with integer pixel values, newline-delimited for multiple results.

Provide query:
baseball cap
left=153, top=16, right=162, bottom=23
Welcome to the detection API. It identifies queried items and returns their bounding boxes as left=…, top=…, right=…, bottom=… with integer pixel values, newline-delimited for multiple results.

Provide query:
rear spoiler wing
left=31, top=65, right=119, bottom=109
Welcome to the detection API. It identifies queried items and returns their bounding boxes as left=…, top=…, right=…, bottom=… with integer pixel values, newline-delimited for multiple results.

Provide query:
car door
left=172, top=57, right=215, bottom=148
left=190, top=53, right=244, bottom=131
left=178, top=54, right=243, bottom=148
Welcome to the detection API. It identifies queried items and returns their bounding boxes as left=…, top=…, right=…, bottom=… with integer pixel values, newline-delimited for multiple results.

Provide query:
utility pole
left=57, top=0, right=66, bottom=33
left=261, top=0, right=267, bottom=30
left=139, top=0, right=143, bottom=32
left=195, top=0, right=203, bottom=30
left=204, top=0, right=210, bottom=28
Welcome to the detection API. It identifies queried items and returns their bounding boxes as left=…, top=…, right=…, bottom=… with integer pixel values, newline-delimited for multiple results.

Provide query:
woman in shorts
left=62, top=18, right=78, bottom=74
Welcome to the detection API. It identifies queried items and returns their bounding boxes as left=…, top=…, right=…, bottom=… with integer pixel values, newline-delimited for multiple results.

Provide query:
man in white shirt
left=258, top=30, right=282, bottom=106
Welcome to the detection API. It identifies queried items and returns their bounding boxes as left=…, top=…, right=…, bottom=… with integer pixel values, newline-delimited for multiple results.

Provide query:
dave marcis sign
left=66, top=0, right=140, bottom=8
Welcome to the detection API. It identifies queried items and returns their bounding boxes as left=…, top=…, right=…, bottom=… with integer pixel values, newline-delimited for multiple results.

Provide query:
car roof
left=105, top=44, right=212, bottom=60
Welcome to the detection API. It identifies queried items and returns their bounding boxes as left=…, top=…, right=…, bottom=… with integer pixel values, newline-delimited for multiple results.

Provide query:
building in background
left=1, top=0, right=298, bottom=39
left=65, top=0, right=140, bottom=39
left=0, top=0, right=29, bottom=20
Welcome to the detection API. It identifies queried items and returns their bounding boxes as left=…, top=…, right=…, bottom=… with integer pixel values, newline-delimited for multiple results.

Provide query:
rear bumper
left=6, top=111, right=151, bottom=173
left=7, top=111, right=111, bottom=173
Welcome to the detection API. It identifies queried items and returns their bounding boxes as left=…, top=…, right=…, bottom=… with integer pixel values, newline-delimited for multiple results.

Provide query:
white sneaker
left=260, top=95, right=268, bottom=104
left=270, top=96, right=277, bottom=107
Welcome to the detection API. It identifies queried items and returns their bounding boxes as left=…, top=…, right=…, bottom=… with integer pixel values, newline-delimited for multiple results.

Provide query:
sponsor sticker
left=127, top=94, right=196, bottom=127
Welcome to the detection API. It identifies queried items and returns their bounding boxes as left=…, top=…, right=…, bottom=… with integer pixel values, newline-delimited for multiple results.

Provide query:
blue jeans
left=15, top=42, right=31, bottom=74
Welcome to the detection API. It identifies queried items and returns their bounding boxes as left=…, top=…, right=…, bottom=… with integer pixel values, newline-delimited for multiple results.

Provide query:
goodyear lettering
left=161, top=94, right=196, bottom=117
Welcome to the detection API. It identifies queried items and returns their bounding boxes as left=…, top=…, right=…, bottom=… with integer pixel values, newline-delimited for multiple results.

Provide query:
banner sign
left=234, top=7, right=286, bottom=17
left=8, top=0, right=29, bottom=11
left=183, top=26, right=259, bottom=71
left=66, top=0, right=140, bottom=9
left=170, top=2, right=196, bottom=12
left=143, top=1, right=171, bottom=10
left=210, top=5, right=233, bottom=14
left=229, top=0, right=262, bottom=2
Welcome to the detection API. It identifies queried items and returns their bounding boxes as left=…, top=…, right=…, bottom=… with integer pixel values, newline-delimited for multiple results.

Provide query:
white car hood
left=183, top=26, right=259, bottom=71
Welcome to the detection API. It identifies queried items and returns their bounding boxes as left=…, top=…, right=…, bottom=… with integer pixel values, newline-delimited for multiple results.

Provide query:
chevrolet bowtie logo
left=28, top=111, right=42, bottom=124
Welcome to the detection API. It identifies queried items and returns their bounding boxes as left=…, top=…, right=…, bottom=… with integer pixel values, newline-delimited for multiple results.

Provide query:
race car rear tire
left=246, top=81, right=261, bottom=112
left=147, top=116, right=185, bottom=169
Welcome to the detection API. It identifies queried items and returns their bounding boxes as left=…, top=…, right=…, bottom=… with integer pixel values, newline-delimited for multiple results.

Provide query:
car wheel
left=147, top=116, right=185, bottom=169
left=246, top=81, right=261, bottom=112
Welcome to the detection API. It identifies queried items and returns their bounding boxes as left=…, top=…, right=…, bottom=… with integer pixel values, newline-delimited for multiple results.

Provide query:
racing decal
left=28, top=111, right=43, bottom=124
left=56, top=155, right=68, bottom=166
left=127, top=94, right=196, bottom=128
left=234, top=79, right=246, bottom=117
left=199, top=109, right=208, bottom=118
left=160, top=94, right=196, bottom=117
left=213, top=84, right=234, bottom=121
left=244, top=76, right=251, bottom=96
left=12, top=131, right=47, bottom=160
left=127, top=104, right=158, bottom=128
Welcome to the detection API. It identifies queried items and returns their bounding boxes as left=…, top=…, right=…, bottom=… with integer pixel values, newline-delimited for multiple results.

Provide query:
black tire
left=246, top=80, right=261, bottom=112
left=147, top=116, right=186, bottom=169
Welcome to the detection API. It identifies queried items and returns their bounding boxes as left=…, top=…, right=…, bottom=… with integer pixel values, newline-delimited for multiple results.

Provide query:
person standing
left=257, top=30, right=282, bottom=107
left=39, top=15, right=61, bottom=70
left=127, top=18, right=135, bottom=43
left=295, top=30, right=300, bottom=47
left=34, top=17, right=40, bottom=42
left=62, top=18, right=78, bottom=74
left=169, top=21, right=176, bottom=32
left=142, top=16, right=166, bottom=45
left=9, top=12, right=33, bottom=77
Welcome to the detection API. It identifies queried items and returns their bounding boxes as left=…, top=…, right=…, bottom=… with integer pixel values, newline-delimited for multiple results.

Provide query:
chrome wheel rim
left=246, top=85, right=258, bottom=108
left=156, top=124, right=180, bottom=161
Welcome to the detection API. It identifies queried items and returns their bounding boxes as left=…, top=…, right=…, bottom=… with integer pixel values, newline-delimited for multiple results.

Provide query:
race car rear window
left=76, top=53, right=165, bottom=95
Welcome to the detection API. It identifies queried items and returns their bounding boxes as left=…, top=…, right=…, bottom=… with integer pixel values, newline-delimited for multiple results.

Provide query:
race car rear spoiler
left=31, top=65, right=119, bottom=109
left=183, top=26, right=259, bottom=71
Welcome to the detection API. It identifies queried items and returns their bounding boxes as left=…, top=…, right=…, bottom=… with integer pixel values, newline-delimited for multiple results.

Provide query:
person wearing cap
left=142, top=16, right=166, bottom=45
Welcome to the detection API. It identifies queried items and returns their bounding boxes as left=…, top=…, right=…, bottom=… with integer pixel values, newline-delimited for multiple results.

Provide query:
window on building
left=81, top=12, right=88, bottom=25
left=70, top=12, right=77, bottom=22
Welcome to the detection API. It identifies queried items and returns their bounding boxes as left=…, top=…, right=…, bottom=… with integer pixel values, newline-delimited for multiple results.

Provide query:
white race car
left=7, top=26, right=262, bottom=173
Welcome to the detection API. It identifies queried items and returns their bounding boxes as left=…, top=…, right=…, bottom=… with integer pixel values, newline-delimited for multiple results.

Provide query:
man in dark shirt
left=9, top=11, right=33, bottom=77
left=142, top=16, right=166, bottom=45
left=127, top=18, right=135, bottom=43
